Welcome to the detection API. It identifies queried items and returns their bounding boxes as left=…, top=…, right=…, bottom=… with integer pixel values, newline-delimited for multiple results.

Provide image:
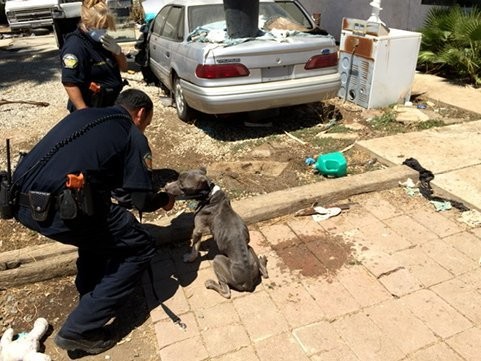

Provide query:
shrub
left=418, top=5, right=481, bottom=87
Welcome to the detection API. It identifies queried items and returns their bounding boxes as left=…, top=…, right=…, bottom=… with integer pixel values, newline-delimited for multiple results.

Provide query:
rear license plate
left=261, top=65, right=293, bottom=82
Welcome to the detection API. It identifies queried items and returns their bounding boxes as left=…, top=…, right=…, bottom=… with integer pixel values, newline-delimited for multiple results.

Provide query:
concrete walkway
left=145, top=189, right=481, bottom=361
left=144, top=73, right=481, bottom=361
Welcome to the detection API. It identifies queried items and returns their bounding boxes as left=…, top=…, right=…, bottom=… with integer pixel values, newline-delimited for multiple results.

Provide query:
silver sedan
left=146, top=0, right=341, bottom=121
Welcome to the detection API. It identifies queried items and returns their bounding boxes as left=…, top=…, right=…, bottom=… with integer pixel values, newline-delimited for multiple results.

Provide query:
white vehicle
left=5, top=0, right=59, bottom=31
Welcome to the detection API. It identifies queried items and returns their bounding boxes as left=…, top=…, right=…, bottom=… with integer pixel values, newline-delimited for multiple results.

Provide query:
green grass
left=415, top=119, right=445, bottom=130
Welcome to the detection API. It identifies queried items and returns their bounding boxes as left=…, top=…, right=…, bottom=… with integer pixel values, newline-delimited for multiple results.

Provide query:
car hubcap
left=175, top=81, right=185, bottom=115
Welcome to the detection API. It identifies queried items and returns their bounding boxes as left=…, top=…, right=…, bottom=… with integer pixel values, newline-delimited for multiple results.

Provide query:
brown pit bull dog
left=165, top=168, right=268, bottom=298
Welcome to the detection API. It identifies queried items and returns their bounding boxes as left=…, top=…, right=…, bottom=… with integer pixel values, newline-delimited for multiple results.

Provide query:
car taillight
left=304, top=53, right=338, bottom=70
left=195, top=64, right=250, bottom=79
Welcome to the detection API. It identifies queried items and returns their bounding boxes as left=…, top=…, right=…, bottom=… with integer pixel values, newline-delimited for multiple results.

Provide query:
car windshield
left=187, top=1, right=313, bottom=33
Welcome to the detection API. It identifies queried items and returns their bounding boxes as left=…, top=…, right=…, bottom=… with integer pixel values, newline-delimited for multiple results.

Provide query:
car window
left=187, top=2, right=313, bottom=33
left=188, top=5, right=225, bottom=32
left=161, top=6, right=184, bottom=41
left=152, top=6, right=170, bottom=35
left=270, top=1, right=313, bottom=29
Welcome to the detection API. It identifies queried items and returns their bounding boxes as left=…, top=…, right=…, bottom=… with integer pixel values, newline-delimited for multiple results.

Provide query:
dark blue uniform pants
left=17, top=204, right=156, bottom=338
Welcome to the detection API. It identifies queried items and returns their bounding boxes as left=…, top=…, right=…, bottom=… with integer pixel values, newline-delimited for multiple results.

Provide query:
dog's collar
left=210, top=184, right=221, bottom=196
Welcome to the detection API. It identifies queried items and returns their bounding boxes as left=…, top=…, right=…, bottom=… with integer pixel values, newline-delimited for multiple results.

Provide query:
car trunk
left=199, top=36, right=338, bottom=85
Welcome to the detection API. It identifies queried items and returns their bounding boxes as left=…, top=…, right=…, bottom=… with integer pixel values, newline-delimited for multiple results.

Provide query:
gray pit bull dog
left=165, top=168, right=268, bottom=298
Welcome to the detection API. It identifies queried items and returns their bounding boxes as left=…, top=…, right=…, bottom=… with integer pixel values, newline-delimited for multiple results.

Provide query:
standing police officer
left=12, top=89, right=174, bottom=355
left=60, top=0, right=128, bottom=112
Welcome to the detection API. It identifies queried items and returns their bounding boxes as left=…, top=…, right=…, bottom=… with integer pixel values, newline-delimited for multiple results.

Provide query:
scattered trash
left=399, top=177, right=420, bottom=197
left=305, top=157, right=316, bottom=166
left=314, top=151, right=347, bottom=177
left=458, top=210, right=481, bottom=227
left=311, top=206, right=342, bottom=222
left=283, top=130, right=307, bottom=145
left=416, top=103, right=427, bottom=109
left=340, top=141, right=356, bottom=153
left=402, top=158, right=469, bottom=211
left=295, top=202, right=354, bottom=217
left=430, top=200, right=452, bottom=212
left=0, top=317, right=51, bottom=361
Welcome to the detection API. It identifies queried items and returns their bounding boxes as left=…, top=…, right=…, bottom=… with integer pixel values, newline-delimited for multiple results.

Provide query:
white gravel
left=0, top=33, right=255, bottom=171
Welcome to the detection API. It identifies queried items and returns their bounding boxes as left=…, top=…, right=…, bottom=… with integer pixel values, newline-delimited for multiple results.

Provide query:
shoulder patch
left=62, top=54, right=78, bottom=69
left=143, top=152, right=153, bottom=171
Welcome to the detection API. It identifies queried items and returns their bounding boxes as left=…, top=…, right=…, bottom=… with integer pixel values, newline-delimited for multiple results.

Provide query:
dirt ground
left=0, top=31, right=479, bottom=360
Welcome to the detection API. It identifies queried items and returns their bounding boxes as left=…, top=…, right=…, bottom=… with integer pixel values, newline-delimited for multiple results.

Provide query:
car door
left=148, top=5, right=184, bottom=90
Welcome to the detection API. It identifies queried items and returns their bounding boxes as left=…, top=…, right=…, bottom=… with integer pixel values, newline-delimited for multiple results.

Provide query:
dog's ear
left=199, top=167, right=207, bottom=175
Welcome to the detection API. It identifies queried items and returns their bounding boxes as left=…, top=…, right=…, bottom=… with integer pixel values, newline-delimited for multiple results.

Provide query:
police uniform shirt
left=13, top=106, right=153, bottom=235
left=61, top=28, right=123, bottom=109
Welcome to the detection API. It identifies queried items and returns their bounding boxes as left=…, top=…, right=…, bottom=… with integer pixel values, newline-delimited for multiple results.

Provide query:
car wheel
left=173, top=77, right=195, bottom=122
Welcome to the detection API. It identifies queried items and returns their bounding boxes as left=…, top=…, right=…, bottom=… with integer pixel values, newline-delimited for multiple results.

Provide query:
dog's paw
left=205, top=279, right=217, bottom=289
left=205, top=279, right=231, bottom=299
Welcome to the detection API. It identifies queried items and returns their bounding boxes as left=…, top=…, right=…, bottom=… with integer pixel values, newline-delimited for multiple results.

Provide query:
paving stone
left=254, top=333, right=310, bottom=361
left=359, top=192, right=404, bottom=220
left=149, top=282, right=190, bottom=323
left=202, top=324, right=251, bottom=358
left=261, top=253, right=298, bottom=289
left=358, top=220, right=412, bottom=253
left=393, top=247, right=453, bottom=287
left=248, top=230, right=274, bottom=255
left=292, top=321, right=344, bottom=356
left=332, top=311, right=405, bottom=361
left=287, top=217, right=325, bottom=239
left=274, top=242, right=327, bottom=278
left=377, top=267, right=423, bottom=297
left=446, top=327, right=481, bottom=361
left=211, top=346, right=260, bottom=361
left=408, top=342, right=464, bottom=361
left=355, top=247, right=403, bottom=278
left=343, top=207, right=383, bottom=229
left=319, top=213, right=358, bottom=234
left=233, top=290, right=289, bottom=342
left=336, top=266, right=391, bottom=307
left=401, top=289, right=472, bottom=338
left=310, top=344, right=360, bottom=361
left=158, top=335, right=209, bottom=361
left=458, top=268, right=481, bottom=291
left=182, top=268, right=229, bottom=310
left=420, top=239, right=477, bottom=275
left=365, top=299, right=437, bottom=354
left=266, top=280, right=325, bottom=328
left=384, top=215, right=439, bottom=245
left=258, top=224, right=298, bottom=247
left=443, top=231, right=481, bottom=261
left=154, top=312, right=200, bottom=349
left=409, top=209, right=464, bottom=238
left=301, top=277, right=360, bottom=320
left=195, top=302, right=240, bottom=331
left=431, top=278, right=481, bottom=324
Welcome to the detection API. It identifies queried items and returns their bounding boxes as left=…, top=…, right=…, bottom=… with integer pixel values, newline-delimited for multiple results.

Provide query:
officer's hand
left=162, top=193, right=176, bottom=211
left=100, top=34, right=122, bottom=55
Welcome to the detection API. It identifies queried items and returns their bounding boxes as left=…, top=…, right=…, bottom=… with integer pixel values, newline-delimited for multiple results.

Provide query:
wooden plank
left=0, top=253, right=77, bottom=289
left=233, top=164, right=418, bottom=224
left=0, top=243, right=76, bottom=269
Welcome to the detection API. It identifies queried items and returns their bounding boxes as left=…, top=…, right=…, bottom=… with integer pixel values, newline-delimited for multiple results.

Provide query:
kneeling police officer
left=11, top=89, right=175, bottom=355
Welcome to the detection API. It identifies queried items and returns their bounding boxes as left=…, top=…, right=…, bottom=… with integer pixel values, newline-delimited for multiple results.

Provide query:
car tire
left=173, top=76, right=196, bottom=122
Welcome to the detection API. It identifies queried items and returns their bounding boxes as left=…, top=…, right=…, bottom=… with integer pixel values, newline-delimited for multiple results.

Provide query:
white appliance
left=338, top=18, right=422, bottom=109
